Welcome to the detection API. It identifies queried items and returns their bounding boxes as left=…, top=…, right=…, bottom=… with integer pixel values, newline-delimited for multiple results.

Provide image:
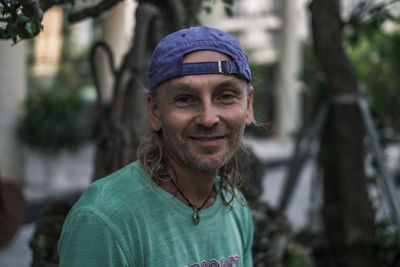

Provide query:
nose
left=196, top=102, right=220, bottom=127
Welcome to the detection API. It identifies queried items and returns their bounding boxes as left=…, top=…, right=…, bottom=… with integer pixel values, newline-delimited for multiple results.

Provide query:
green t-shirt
left=58, top=161, right=254, bottom=267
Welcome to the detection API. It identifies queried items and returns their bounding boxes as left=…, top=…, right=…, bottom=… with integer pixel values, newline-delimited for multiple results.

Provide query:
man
left=58, top=25, right=254, bottom=267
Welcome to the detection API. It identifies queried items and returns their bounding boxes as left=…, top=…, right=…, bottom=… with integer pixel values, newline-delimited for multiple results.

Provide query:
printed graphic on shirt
left=185, top=256, right=240, bottom=267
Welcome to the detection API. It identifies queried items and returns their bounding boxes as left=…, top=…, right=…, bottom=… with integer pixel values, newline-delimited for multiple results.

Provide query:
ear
left=245, top=86, right=254, bottom=126
left=147, top=94, right=162, bottom=132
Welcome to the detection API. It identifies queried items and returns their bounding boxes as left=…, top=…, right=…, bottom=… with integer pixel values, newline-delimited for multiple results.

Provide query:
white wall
left=0, top=40, right=27, bottom=182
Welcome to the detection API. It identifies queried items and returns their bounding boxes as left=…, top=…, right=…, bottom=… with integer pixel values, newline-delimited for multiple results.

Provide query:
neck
left=161, top=157, right=217, bottom=208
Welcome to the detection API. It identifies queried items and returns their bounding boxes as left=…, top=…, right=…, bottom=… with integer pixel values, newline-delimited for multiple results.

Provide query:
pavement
left=0, top=223, right=35, bottom=267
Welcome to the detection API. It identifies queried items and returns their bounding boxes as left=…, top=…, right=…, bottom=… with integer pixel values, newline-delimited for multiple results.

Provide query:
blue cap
left=148, top=26, right=251, bottom=90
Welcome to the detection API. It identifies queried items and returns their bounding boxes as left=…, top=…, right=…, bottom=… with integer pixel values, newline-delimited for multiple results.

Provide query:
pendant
left=193, top=209, right=200, bottom=225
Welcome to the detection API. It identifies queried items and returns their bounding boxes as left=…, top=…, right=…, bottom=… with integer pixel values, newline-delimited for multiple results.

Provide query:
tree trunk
left=309, top=0, right=376, bottom=266
left=91, top=0, right=189, bottom=181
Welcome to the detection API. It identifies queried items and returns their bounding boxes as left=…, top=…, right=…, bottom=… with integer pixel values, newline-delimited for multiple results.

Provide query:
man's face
left=148, top=50, right=253, bottom=172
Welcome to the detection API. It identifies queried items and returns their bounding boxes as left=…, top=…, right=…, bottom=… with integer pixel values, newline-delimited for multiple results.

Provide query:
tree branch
left=110, top=2, right=161, bottom=121
left=89, top=41, right=117, bottom=106
left=68, top=0, right=122, bottom=23
left=166, top=0, right=186, bottom=29
left=39, top=0, right=72, bottom=13
left=347, top=0, right=400, bottom=24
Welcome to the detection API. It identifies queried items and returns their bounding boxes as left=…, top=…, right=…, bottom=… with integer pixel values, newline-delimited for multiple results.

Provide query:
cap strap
left=181, top=60, right=239, bottom=76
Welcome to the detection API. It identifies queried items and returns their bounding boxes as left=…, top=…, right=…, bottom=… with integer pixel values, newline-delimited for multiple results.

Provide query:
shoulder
left=229, top=193, right=252, bottom=220
left=59, top=206, right=131, bottom=266
left=67, top=161, right=152, bottom=221
left=59, top=161, right=154, bottom=266
left=220, top=188, right=253, bottom=230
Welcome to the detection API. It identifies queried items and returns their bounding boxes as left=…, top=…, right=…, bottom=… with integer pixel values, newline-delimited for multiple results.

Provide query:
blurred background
left=1, top=0, right=400, bottom=266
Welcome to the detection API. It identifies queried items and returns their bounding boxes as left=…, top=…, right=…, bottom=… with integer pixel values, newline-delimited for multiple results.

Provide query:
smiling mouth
left=191, top=136, right=224, bottom=140
left=189, top=136, right=226, bottom=141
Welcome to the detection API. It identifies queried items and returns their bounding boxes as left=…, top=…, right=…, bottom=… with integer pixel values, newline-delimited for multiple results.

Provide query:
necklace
left=170, top=179, right=214, bottom=225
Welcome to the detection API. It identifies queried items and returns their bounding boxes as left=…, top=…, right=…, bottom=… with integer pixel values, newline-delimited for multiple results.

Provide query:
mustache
left=185, top=125, right=230, bottom=136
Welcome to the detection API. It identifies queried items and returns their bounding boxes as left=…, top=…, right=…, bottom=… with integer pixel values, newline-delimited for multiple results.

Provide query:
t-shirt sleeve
left=58, top=209, right=128, bottom=267
left=242, top=207, right=254, bottom=267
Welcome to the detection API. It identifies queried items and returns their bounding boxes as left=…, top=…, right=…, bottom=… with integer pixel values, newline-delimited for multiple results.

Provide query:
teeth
left=195, top=137, right=220, bottom=141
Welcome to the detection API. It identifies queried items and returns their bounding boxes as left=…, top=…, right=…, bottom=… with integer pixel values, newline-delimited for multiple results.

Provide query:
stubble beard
left=164, top=124, right=245, bottom=172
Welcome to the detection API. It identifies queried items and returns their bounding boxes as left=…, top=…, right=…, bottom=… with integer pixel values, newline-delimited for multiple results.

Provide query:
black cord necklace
left=170, top=179, right=214, bottom=225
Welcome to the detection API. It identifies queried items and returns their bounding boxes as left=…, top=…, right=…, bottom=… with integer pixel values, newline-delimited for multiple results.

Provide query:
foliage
left=347, top=26, right=400, bottom=131
left=284, top=243, right=314, bottom=267
left=371, top=218, right=400, bottom=266
left=300, top=1, right=400, bottom=133
left=16, top=88, right=90, bottom=153
left=344, top=4, right=400, bottom=264
left=343, top=1, right=400, bottom=131
left=187, top=0, right=234, bottom=24
left=299, top=3, right=400, bottom=264
left=345, top=0, right=400, bottom=46
left=0, top=0, right=74, bottom=43
left=0, top=0, right=43, bottom=42
left=1, top=0, right=230, bottom=43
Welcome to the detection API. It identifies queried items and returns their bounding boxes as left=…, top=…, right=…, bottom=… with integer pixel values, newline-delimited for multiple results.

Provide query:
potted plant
left=17, top=88, right=91, bottom=187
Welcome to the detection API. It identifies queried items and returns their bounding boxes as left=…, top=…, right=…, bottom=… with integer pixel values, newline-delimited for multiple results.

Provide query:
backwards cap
left=148, top=26, right=251, bottom=90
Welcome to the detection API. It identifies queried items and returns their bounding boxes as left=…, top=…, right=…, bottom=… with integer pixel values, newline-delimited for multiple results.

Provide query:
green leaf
left=189, top=14, right=197, bottom=24
left=224, top=6, right=233, bottom=17
left=16, top=15, right=30, bottom=24
left=25, top=21, right=35, bottom=37
left=204, top=6, right=212, bottom=14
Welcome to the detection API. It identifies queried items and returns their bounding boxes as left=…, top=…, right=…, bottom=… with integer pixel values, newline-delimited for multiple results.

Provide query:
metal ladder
left=277, top=94, right=400, bottom=241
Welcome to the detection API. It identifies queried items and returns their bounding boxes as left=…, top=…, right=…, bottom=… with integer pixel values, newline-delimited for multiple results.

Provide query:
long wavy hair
left=137, top=130, right=248, bottom=207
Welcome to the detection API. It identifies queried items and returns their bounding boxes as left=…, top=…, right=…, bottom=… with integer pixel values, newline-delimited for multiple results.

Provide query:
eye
left=220, top=94, right=234, bottom=100
left=175, top=96, right=191, bottom=103
left=218, top=92, right=237, bottom=103
left=173, top=95, right=196, bottom=107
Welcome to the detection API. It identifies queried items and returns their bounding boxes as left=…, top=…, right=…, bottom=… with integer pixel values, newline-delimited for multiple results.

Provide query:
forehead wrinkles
left=151, top=74, right=249, bottom=101
left=171, top=76, right=246, bottom=92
